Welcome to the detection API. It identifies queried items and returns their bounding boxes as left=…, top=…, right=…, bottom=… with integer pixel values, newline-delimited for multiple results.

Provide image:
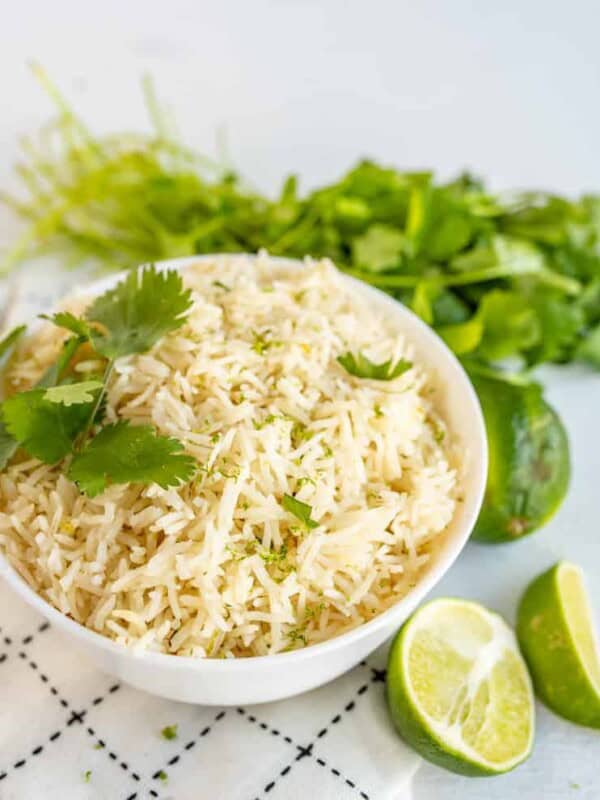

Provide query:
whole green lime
left=471, top=373, right=570, bottom=543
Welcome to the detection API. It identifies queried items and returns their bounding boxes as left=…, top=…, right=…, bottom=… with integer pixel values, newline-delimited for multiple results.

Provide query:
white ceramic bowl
left=0, top=255, right=487, bottom=705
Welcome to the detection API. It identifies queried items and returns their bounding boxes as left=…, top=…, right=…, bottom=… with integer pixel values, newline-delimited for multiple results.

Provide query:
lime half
left=517, top=561, right=600, bottom=728
left=386, top=598, right=535, bottom=776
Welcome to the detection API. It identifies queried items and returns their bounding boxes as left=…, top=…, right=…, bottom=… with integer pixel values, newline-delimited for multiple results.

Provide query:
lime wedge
left=386, top=598, right=535, bottom=776
left=517, top=561, right=600, bottom=728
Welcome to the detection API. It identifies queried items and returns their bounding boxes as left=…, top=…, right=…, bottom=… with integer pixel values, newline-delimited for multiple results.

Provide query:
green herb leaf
left=476, top=290, right=541, bottom=362
left=161, top=724, right=178, bottom=740
left=437, top=317, right=483, bottom=355
left=83, top=770, right=91, bottom=783
left=0, top=327, right=27, bottom=468
left=42, top=311, right=94, bottom=340
left=0, top=423, right=18, bottom=469
left=2, top=388, right=94, bottom=464
left=576, top=323, right=600, bottom=367
left=85, top=266, right=193, bottom=359
left=0, top=325, right=26, bottom=378
left=337, top=351, right=412, bottom=381
left=68, top=421, right=196, bottom=497
left=44, top=380, right=104, bottom=406
left=0, top=327, right=88, bottom=468
left=157, top=770, right=168, bottom=782
left=282, top=493, right=319, bottom=529
left=352, top=225, right=405, bottom=272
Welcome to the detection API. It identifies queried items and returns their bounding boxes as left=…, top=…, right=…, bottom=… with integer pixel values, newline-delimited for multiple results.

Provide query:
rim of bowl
left=0, top=254, right=488, bottom=670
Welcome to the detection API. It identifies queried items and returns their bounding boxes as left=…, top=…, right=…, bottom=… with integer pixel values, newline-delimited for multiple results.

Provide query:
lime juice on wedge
left=386, top=598, right=534, bottom=776
left=517, top=561, right=600, bottom=728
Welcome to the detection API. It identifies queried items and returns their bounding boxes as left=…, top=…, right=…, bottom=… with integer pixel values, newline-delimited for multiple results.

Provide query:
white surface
left=1, top=1, right=599, bottom=797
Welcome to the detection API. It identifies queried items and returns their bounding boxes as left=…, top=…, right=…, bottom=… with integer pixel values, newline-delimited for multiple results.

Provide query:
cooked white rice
left=0, top=254, right=458, bottom=657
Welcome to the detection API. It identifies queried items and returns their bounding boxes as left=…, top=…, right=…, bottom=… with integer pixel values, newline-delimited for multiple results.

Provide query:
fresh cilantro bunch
left=0, top=265, right=196, bottom=496
left=3, top=69, right=600, bottom=373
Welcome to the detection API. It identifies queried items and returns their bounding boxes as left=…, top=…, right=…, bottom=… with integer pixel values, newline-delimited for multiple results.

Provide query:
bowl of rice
left=0, top=253, right=487, bottom=704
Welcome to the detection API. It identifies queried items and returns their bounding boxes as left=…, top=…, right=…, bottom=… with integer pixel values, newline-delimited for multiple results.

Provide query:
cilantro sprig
left=0, top=266, right=197, bottom=496
left=337, top=351, right=412, bottom=381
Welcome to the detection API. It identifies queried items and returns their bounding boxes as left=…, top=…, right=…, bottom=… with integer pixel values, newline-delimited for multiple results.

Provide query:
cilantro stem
left=345, top=265, right=581, bottom=295
left=75, top=359, right=113, bottom=452
left=269, top=211, right=319, bottom=255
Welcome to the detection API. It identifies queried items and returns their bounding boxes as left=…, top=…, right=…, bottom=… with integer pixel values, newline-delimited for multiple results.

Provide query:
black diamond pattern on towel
left=0, top=573, right=415, bottom=800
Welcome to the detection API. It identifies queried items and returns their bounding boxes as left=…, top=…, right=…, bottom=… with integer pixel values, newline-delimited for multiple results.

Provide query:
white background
left=1, top=1, right=599, bottom=798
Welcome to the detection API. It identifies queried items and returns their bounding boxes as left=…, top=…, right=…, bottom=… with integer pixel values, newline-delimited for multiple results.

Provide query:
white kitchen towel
left=0, top=264, right=422, bottom=800
left=0, top=577, right=420, bottom=800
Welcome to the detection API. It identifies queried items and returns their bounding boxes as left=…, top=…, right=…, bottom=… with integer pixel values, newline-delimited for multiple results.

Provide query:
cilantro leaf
left=2, top=388, right=94, bottom=464
left=0, top=327, right=88, bottom=468
left=282, top=494, right=319, bottom=529
left=337, top=351, right=412, bottom=380
left=0, top=326, right=27, bottom=468
left=41, top=311, right=94, bottom=340
left=85, top=266, right=193, bottom=359
left=476, top=290, right=541, bottom=362
left=352, top=225, right=405, bottom=272
left=437, top=317, right=483, bottom=355
left=44, top=380, right=104, bottom=406
left=0, top=325, right=26, bottom=376
left=0, top=423, right=18, bottom=469
left=68, top=421, right=196, bottom=497
left=524, top=292, right=584, bottom=366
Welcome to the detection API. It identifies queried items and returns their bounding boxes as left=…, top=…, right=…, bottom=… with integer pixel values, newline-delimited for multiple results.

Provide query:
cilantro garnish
left=157, top=770, right=168, bottom=782
left=260, top=542, right=288, bottom=564
left=42, top=311, right=94, bottom=341
left=282, top=494, right=319, bottom=529
left=0, top=325, right=26, bottom=373
left=2, top=388, right=96, bottom=464
left=68, top=422, right=197, bottom=497
left=0, top=266, right=197, bottom=496
left=83, top=770, right=91, bottom=783
left=0, top=326, right=27, bottom=468
left=286, top=626, right=307, bottom=646
left=161, top=724, right=178, bottom=740
left=69, top=266, right=193, bottom=359
left=337, top=351, right=412, bottom=381
left=0, top=424, right=17, bottom=470
left=44, top=380, right=104, bottom=407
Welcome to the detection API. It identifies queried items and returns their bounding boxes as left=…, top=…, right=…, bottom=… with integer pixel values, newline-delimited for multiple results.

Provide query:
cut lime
left=386, top=598, right=535, bottom=776
left=517, top=561, right=600, bottom=728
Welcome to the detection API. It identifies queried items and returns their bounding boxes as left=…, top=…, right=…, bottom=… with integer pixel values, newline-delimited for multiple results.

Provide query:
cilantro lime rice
left=0, top=254, right=458, bottom=657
